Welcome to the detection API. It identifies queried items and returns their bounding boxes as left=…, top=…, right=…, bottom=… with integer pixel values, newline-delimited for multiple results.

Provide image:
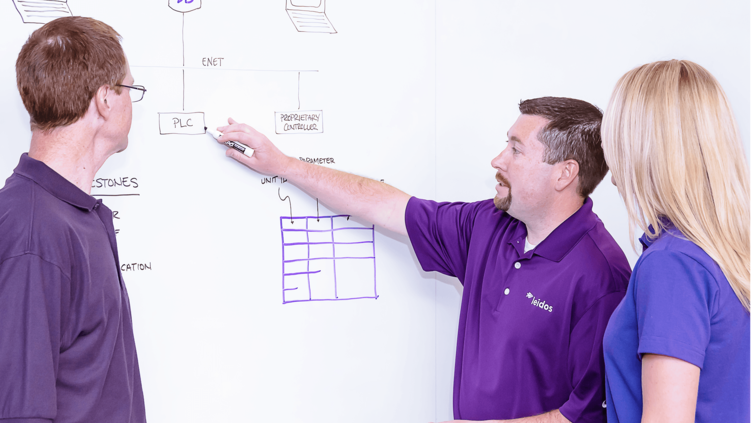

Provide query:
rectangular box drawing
left=158, top=112, right=206, bottom=135
left=280, top=215, right=377, bottom=304
left=13, top=0, right=72, bottom=24
left=285, top=0, right=336, bottom=34
left=274, top=110, right=323, bottom=134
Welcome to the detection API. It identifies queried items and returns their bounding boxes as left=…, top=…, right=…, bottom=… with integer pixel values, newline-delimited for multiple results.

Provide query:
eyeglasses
left=116, top=84, right=147, bottom=102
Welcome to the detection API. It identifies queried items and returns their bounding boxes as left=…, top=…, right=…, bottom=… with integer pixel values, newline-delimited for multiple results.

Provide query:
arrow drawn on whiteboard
left=278, top=188, right=293, bottom=223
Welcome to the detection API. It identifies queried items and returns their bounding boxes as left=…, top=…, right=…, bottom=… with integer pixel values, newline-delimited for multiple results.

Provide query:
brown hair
left=519, top=97, right=608, bottom=198
left=16, top=16, right=126, bottom=131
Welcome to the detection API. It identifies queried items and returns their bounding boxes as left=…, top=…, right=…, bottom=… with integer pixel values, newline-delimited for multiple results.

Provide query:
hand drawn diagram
left=281, top=215, right=377, bottom=304
left=158, top=0, right=206, bottom=135
left=285, top=0, right=336, bottom=34
left=158, top=2, right=324, bottom=136
left=13, top=0, right=72, bottom=24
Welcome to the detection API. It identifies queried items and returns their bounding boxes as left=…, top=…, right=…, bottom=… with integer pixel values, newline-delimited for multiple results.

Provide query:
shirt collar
left=13, top=153, right=99, bottom=212
left=639, top=217, right=676, bottom=251
left=509, top=197, right=600, bottom=262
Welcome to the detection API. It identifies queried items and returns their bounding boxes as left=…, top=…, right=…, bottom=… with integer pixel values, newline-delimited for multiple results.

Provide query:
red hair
left=16, top=16, right=126, bottom=131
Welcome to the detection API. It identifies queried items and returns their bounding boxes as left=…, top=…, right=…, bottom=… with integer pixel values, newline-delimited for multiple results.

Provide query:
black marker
left=206, top=127, right=254, bottom=158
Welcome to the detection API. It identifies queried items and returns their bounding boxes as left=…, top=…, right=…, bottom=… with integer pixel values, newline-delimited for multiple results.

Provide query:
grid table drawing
left=281, top=215, right=377, bottom=304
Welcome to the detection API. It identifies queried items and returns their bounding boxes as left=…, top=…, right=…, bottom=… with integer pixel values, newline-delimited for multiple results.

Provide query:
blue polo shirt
left=406, top=197, right=630, bottom=422
left=603, top=223, right=750, bottom=422
left=0, top=154, right=146, bottom=423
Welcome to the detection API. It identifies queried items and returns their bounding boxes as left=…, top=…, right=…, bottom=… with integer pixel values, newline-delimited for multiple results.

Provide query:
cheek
left=518, top=165, right=551, bottom=195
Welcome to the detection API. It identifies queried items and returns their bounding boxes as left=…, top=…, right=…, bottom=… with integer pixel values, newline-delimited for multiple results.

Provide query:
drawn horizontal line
left=17, top=0, right=68, bottom=4
left=283, top=295, right=379, bottom=304
left=91, top=193, right=141, bottom=197
left=283, top=287, right=299, bottom=291
left=19, top=2, right=67, bottom=6
left=283, top=256, right=375, bottom=263
left=131, top=65, right=318, bottom=73
left=283, top=270, right=322, bottom=277
left=20, top=4, right=67, bottom=7
left=20, top=3, right=67, bottom=7
left=284, top=241, right=374, bottom=247
left=282, top=227, right=374, bottom=233
left=282, top=215, right=350, bottom=219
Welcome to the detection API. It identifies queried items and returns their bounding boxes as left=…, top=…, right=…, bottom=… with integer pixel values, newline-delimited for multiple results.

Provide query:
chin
left=116, top=139, right=129, bottom=153
left=494, top=194, right=512, bottom=212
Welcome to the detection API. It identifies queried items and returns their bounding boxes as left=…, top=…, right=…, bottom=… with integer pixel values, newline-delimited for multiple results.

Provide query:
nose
left=491, top=144, right=510, bottom=170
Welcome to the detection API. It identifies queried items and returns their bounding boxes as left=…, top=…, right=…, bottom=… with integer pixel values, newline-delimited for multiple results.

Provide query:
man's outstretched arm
left=216, top=118, right=410, bottom=236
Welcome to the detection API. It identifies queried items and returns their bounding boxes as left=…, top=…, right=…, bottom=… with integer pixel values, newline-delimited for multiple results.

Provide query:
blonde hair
left=602, top=60, right=750, bottom=311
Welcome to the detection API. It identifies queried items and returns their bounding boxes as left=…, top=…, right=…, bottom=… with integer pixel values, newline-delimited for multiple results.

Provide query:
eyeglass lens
left=128, top=87, right=144, bottom=102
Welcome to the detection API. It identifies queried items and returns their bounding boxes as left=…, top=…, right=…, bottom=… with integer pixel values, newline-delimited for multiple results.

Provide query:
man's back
left=0, top=154, right=145, bottom=423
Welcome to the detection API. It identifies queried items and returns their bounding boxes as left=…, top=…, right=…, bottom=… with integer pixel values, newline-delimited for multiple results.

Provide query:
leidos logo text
left=526, top=292, right=553, bottom=313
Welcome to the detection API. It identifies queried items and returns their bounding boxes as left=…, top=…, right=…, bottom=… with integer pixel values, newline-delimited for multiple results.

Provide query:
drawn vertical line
left=331, top=216, right=337, bottom=299
left=182, top=13, right=185, bottom=67
left=372, top=224, right=377, bottom=298
left=316, top=198, right=320, bottom=222
left=297, top=72, right=301, bottom=110
left=182, top=69, right=185, bottom=111
left=306, top=217, right=312, bottom=300
left=281, top=216, right=286, bottom=304
left=278, top=188, right=293, bottom=223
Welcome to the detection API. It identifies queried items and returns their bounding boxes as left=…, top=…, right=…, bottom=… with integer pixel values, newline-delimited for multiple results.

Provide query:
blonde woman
left=601, top=60, right=750, bottom=423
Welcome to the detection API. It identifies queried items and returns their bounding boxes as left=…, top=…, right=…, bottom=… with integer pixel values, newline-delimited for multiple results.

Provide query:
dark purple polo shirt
left=0, top=154, right=146, bottom=423
left=406, top=197, right=630, bottom=422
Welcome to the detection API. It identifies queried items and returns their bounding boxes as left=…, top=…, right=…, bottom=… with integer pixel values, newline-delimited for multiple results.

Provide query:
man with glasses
left=0, top=17, right=146, bottom=423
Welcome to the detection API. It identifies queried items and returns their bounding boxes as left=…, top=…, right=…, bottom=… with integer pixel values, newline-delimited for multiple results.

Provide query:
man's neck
left=523, top=196, right=585, bottom=245
left=28, top=122, right=108, bottom=195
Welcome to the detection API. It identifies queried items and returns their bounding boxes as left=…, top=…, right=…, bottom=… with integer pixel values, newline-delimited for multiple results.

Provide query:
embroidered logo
left=526, top=292, right=553, bottom=313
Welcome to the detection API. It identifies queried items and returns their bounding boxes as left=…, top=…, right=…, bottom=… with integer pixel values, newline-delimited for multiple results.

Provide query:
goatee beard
left=494, top=173, right=512, bottom=211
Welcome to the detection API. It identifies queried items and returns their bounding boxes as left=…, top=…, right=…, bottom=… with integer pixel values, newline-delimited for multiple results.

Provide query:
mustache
left=496, top=172, right=510, bottom=186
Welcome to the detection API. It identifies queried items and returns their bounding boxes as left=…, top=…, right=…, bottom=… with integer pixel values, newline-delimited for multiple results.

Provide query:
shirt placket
left=495, top=235, right=533, bottom=311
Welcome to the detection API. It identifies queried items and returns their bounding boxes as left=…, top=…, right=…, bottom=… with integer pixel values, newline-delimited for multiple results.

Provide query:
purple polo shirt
left=0, top=154, right=146, bottom=423
left=603, top=223, right=750, bottom=422
left=406, top=197, right=630, bottom=422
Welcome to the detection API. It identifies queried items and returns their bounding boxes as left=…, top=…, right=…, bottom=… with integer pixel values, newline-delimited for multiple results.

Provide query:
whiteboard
left=0, top=1, right=748, bottom=422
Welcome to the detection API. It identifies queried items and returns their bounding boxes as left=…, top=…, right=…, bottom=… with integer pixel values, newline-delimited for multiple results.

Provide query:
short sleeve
left=634, top=250, right=715, bottom=368
left=0, top=254, right=67, bottom=422
left=404, top=197, right=482, bottom=280
left=560, top=291, right=625, bottom=423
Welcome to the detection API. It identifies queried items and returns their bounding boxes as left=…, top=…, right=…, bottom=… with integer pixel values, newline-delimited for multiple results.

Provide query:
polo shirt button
left=514, top=262, right=521, bottom=269
left=504, top=288, right=510, bottom=295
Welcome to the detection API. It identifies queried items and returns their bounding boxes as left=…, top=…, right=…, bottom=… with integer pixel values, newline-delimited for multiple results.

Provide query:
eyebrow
left=508, top=135, right=525, bottom=146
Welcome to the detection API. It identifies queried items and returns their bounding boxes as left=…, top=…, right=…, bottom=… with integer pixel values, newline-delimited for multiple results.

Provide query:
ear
left=94, top=84, right=113, bottom=120
left=554, top=159, right=579, bottom=192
